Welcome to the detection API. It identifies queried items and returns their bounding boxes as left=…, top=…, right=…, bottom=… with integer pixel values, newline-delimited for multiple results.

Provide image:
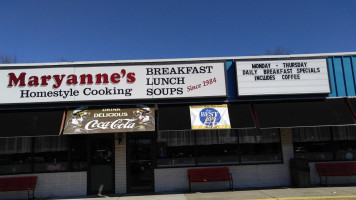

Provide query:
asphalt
left=49, top=186, right=356, bottom=200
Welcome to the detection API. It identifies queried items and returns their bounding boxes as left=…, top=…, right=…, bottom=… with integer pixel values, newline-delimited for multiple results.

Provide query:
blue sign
left=199, top=108, right=221, bottom=126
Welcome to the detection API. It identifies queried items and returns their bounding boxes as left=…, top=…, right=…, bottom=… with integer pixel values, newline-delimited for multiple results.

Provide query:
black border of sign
left=235, top=57, right=332, bottom=97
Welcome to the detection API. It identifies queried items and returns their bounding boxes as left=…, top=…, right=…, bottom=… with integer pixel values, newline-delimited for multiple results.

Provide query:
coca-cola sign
left=63, top=105, right=155, bottom=134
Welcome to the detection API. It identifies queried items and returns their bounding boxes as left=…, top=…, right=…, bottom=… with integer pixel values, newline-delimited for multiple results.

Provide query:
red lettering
left=28, top=76, right=39, bottom=86
left=7, top=72, right=26, bottom=87
left=52, top=74, right=66, bottom=89
left=121, top=69, right=126, bottom=77
left=80, top=74, right=93, bottom=85
left=110, top=73, right=121, bottom=83
left=7, top=71, right=136, bottom=88
left=187, top=84, right=201, bottom=92
left=40, top=75, right=51, bottom=86
left=127, top=72, right=136, bottom=83
left=95, top=74, right=109, bottom=84
left=67, top=74, right=78, bottom=85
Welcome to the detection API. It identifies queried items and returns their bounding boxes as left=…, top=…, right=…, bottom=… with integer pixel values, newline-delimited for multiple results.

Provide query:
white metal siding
left=0, top=172, right=86, bottom=200
left=115, top=133, right=127, bottom=194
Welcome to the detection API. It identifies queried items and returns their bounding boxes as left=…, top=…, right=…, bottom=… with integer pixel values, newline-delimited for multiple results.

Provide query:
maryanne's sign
left=0, top=62, right=226, bottom=104
left=63, top=106, right=155, bottom=134
left=236, top=59, right=331, bottom=96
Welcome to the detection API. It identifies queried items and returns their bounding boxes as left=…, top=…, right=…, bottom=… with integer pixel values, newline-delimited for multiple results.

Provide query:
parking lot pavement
left=49, top=186, right=356, bottom=200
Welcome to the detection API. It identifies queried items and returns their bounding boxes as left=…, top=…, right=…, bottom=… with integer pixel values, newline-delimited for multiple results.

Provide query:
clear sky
left=0, top=0, right=355, bottom=63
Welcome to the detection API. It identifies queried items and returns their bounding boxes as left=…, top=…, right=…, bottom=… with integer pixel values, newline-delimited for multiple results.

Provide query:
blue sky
left=0, top=0, right=355, bottom=63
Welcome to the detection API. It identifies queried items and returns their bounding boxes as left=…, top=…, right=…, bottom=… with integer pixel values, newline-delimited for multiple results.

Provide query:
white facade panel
left=0, top=172, right=86, bottom=200
left=0, top=62, right=226, bottom=104
left=115, top=133, right=127, bottom=194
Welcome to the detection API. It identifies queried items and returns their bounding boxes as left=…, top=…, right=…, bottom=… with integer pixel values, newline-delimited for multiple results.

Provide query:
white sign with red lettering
left=0, top=62, right=226, bottom=104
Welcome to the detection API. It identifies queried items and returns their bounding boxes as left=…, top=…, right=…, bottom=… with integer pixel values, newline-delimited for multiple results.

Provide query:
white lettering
left=84, top=119, right=135, bottom=130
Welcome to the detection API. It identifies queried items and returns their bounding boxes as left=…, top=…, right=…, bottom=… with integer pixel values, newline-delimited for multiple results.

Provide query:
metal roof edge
left=1, top=52, right=356, bottom=67
left=231, top=52, right=356, bottom=60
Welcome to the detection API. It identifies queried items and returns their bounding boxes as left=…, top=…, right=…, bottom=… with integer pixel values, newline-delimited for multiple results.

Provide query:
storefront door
left=88, top=134, right=115, bottom=195
left=127, top=134, right=154, bottom=193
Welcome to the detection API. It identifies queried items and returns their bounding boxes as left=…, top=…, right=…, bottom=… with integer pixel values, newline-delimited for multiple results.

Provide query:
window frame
left=0, top=135, right=88, bottom=175
left=156, top=128, right=283, bottom=169
left=292, top=126, right=356, bottom=162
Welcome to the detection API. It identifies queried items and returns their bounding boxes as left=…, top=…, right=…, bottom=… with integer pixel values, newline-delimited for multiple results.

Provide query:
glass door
left=88, top=134, right=115, bottom=195
left=127, top=134, right=154, bottom=193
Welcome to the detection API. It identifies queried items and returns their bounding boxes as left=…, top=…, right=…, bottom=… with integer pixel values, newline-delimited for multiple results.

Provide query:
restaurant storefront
left=0, top=53, right=356, bottom=199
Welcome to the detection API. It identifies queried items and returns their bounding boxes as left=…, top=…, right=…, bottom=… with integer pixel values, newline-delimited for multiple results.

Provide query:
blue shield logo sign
left=199, top=108, right=221, bottom=126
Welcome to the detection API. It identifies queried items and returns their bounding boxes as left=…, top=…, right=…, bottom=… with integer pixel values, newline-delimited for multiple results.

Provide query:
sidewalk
left=50, top=186, right=356, bottom=200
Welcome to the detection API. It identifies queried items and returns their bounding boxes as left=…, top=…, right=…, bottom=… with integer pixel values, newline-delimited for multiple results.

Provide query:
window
left=196, top=130, right=239, bottom=165
left=292, top=127, right=333, bottom=161
left=292, top=126, right=356, bottom=161
left=332, top=126, right=356, bottom=161
left=157, top=131, right=195, bottom=167
left=157, top=128, right=282, bottom=168
left=0, top=137, right=32, bottom=175
left=0, top=135, right=88, bottom=175
left=33, top=136, right=68, bottom=172
left=239, top=129, right=282, bottom=164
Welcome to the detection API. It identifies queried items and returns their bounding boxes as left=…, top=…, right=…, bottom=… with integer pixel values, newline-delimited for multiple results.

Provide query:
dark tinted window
left=157, top=128, right=282, bottom=168
left=0, top=135, right=89, bottom=175
left=292, top=126, right=356, bottom=161
left=34, top=136, right=68, bottom=172
left=0, top=137, right=32, bottom=175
